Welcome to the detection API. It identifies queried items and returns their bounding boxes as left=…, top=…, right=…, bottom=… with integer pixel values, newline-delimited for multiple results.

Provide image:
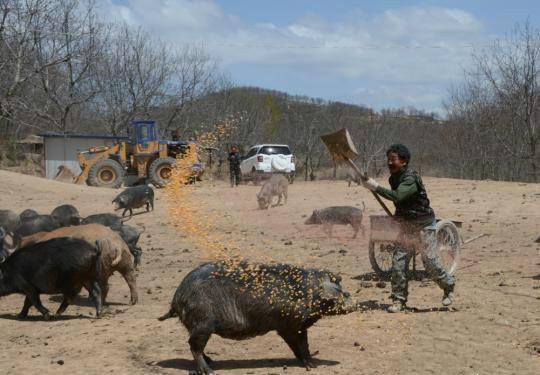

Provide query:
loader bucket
left=53, top=165, right=76, bottom=183
left=320, top=128, right=359, bottom=161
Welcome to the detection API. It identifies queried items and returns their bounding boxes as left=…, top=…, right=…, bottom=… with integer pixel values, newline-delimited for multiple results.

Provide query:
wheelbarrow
left=320, top=128, right=463, bottom=277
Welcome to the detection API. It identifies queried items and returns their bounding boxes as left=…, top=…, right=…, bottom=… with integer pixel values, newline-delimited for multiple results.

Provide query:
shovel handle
left=345, top=159, right=393, bottom=217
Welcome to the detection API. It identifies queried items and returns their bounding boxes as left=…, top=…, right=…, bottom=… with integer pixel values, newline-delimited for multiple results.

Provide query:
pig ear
left=320, top=280, right=342, bottom=300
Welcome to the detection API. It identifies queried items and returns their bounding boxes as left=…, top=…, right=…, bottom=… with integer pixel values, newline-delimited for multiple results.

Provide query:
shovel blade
left=320, top=128, right=359, bottom=161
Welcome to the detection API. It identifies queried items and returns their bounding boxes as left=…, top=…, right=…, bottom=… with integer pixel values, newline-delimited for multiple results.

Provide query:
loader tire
left=87, top=159, right=124, bottom=188
left=149, top=157, right=176, bottom=187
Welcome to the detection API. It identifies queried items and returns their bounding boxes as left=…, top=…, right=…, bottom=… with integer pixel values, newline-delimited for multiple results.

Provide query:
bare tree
left=91, top=23, right=171, bottom=135
left=472, top=21, right=540, bottom=181
left=27, top=0, right=107, bottom=133
left=0, top=0, right=69, bottom=137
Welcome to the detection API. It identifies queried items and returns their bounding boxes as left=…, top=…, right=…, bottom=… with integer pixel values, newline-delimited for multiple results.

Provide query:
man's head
left=386, top=144, right=410, bottom=174
left=231, top=145, right=238, bottom=152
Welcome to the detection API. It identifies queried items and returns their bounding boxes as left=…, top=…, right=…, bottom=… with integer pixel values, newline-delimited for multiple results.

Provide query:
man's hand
left=362, top=178, right=379, bottom=191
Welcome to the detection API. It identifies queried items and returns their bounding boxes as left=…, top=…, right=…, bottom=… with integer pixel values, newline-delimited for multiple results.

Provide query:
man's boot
left=387, top=300, right=405, bottom=313
left=442, top=286, right=455, bottom=306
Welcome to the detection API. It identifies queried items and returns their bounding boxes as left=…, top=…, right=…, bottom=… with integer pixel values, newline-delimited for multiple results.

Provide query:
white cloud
left=96, top=1, right=487, bottom=111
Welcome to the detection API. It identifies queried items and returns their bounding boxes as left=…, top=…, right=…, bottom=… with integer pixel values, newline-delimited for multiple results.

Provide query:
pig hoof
left=17, top=313, right=28, bottom=319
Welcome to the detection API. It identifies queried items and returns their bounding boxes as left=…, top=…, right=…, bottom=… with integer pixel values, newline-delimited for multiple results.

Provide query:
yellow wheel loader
left=74, top=120, right=203, bottom=188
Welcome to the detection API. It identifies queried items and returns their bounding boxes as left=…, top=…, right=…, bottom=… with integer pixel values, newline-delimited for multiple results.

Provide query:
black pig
left=15, top=214, right=60, bottom=237
left=51, top=204, right=81, bottom=226
left=159, top=261, right=355, bottom=374
left=304, top=206, right=365, bottom=238
left=19, top=209, right=39, bottom=221
left=112, top=185, right=154, bottom=217
left=81, top=213, right=125, bottom=230
left=0, top=233, right=102, bottom=319
left=117, top=224, right=143, bottom=267
left=0, top=209, right=20, bottom=233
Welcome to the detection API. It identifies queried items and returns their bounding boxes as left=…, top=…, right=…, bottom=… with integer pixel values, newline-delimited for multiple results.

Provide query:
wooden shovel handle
left=345, top=159, right=393, bottom=217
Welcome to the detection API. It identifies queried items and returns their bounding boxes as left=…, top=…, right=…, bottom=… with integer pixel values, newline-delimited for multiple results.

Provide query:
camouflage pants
left=390, top=223, right=455, bottom=303
left=229, top=167, right=241, bottom=187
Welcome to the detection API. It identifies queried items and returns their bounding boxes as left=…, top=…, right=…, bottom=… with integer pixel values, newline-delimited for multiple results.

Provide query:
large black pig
left=159, top=261, right=356, bottom=374
left=112, top=185, right=154, bottom=217
left=0, top=230, right=102, bottom=319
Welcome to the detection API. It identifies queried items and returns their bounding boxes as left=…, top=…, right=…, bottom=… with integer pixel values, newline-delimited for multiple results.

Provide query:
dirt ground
left=0, top=169, right=539, bottom=375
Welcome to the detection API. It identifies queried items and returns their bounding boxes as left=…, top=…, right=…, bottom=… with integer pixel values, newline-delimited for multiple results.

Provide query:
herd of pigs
left=0, top=176, right=367, bottom=374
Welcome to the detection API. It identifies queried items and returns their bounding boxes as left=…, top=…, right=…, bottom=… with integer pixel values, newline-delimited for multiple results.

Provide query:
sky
left=99, top=0, right=540, bottom=115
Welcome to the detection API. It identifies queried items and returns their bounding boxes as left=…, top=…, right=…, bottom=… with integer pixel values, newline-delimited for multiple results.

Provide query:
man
left=362, top=144, right=455, bottom=313
left=227, top=145, right=242, bottom=187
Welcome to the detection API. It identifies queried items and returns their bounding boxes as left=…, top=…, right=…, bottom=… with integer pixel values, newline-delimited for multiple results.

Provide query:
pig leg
left=188, top=330, right=214, bottom=375
left=89, top=281, right=102, bottom=317
left=25, top=290, right=51, bottom=319
left=351, top=222, right=360, bottom=239
left=17, top=297, right=32, bottom=318
left=56, top=291, right=77, bottom=315
left=119, top=266, right=138, bottom=305
left=97, top=277, right=109, bottom=306
left=280, top=329, right=315, bottom=369
left=283, top=189, right=288, bottom=204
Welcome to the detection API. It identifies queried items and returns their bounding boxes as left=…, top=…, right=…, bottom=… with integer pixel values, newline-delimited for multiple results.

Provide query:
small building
left=40, top=133, right=128, bottom=179
left=16, top=134, right=44, bottom=154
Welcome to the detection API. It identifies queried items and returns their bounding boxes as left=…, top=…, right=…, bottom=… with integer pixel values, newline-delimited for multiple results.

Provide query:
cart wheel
left=369, top=240, right=394, bottom=279
left=435, top=220, right=461, bottom=275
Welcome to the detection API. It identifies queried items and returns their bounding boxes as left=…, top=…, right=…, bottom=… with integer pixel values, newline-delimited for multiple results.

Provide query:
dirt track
left=0, top=169, right=539, bottom=374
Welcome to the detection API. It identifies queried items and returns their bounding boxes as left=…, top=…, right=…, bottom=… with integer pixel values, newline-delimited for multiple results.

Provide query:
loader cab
left=130, top=120, right=159, bottom=154
left=131, top=120, right=157, bottom=146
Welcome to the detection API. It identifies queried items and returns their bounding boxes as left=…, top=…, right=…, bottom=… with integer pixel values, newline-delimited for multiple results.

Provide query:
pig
left=19, top=224, right=137, bottom=305
left=257, top=174, right=288, bottom=209
left=112, top=185, right=154, bottom=217
left=0, top=209, right=20, bottom=233
left=80, top=214, right=141, bottom=263
left=304, top=205, right=365, bottom=238
left=117, top=224, right=143, bottom=267
left=0, top=230, right=103, bottom=319
left=14, top=214, right=60, bottom=237
left=80, top=213, right=127, bottom=231
left=51, top=204, right=81, bottom=226
left=345, top=171, right=362, bottom=187
left=158, top=261, right=355, bottom=374
left=19, top=209, right=39, bottom=221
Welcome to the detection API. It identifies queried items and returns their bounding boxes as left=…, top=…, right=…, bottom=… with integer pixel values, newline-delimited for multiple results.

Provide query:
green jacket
left=375, top=167, right=435, bottom=227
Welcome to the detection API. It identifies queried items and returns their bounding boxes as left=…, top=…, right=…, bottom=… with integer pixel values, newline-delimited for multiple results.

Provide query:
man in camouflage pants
left=228, top=145, right=242, bottom=187
left=361, top=144, right=455, bottom=313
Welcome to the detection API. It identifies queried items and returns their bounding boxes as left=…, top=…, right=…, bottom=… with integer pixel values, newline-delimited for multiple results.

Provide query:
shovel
left=320, top=128, right=393, bottom=216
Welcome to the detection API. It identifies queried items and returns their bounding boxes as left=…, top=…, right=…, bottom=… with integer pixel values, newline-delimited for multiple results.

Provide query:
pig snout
left=304, top=211, right=319, bottom=224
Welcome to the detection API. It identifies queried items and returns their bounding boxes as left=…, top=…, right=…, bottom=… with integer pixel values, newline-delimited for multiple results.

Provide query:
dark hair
left=386, top=144, right=411, bottom=163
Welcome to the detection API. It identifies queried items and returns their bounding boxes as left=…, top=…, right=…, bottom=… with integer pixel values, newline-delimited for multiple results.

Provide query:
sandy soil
left=0, top=169, right=538, bottom=375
